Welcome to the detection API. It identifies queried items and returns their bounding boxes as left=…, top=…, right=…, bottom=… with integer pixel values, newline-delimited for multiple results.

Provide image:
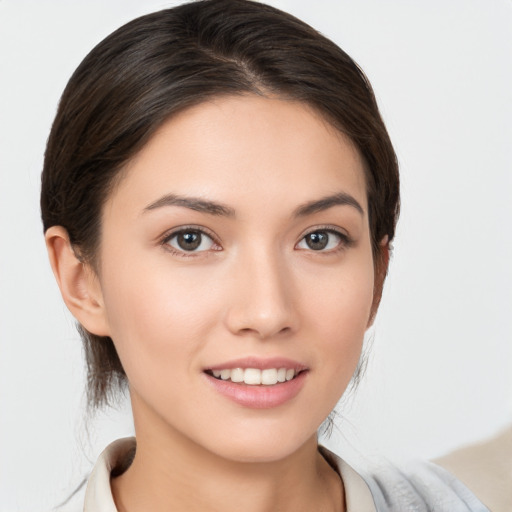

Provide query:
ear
left=367, top=235, right=390, bottom=327
left=45, top=226, right=110, bottom=337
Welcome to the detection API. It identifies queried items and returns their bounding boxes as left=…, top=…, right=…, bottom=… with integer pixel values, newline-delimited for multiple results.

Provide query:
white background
left=1, top=1, right=511, bottom=510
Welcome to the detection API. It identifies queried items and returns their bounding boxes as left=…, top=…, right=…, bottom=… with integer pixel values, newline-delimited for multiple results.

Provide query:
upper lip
left=205, top=357, right=308, bottom=372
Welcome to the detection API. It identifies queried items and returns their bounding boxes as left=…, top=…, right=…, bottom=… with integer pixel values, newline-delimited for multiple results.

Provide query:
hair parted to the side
left=41, top=0, right=400, bottom=410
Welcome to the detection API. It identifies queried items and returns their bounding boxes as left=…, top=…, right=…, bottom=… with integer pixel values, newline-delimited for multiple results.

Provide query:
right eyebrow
left=143, top=193, right=236, bottom=217
left=293, top=192, right=364, bottom=218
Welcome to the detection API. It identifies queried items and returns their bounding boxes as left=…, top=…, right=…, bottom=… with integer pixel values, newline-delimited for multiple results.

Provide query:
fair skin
left=46, top=95, right=386, bottom=512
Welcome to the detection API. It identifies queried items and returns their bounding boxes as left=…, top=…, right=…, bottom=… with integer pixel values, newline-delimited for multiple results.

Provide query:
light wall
left=0, top=1, right=510, bottom=510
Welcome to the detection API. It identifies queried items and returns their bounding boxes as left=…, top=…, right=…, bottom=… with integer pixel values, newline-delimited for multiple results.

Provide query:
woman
left=40, top=1, right=488, bottom=510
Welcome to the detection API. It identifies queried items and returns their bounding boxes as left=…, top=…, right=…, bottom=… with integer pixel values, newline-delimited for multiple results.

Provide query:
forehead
left=107, top=94, right=368, bottom=217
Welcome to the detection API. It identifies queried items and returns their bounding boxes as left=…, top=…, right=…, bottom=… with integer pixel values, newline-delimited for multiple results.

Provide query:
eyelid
left=298, top=224, right=350, bottom=240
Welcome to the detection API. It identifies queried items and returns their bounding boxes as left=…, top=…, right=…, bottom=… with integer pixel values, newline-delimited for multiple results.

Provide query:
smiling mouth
left=205, top=368, right=305, bottom=386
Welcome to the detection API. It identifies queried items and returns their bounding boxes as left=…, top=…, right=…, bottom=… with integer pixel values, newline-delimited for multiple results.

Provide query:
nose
left=223, top=248, right=299, bottom=340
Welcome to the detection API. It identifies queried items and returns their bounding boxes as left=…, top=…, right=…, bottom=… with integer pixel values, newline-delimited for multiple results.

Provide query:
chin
left=198, top=421, right=319, bottom=464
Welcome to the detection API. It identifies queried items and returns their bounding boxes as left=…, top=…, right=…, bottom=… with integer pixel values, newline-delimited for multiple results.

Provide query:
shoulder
left=83, top=437, right=135, bottom=511
left=320, top=445, right=490, bottom=512
left=362, top=459, right=490, bottom=512
left=435, top=427, right=512, bottom=512
left=53, top=437, right=135, bottom=512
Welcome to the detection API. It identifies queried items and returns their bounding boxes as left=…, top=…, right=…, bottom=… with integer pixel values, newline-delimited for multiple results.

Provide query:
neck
left=111, top=396, right=344, bottom=512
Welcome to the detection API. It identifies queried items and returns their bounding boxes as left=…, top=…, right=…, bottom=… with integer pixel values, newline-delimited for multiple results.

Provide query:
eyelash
left=159, top=225, right=353, bottom=257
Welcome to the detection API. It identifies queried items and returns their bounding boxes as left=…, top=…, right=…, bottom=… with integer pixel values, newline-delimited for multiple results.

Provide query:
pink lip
left=205, top=357, right=308, bottom=372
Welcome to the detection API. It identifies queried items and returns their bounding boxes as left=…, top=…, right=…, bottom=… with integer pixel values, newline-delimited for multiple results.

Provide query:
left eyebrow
left=293, top=192, right=364, bottom=217
left=143, top=193, right=235, bottom=217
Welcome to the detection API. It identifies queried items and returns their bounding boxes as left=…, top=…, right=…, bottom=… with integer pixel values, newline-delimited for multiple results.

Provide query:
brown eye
left=167, top=230, right=215, bottom=252
left=297, top=230, right=344, bottom=251
left=305, top=232, right=328, bottom=250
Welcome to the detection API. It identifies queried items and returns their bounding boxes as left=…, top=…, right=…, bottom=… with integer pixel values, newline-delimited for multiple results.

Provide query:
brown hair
left=41, top=0, right=399, bottom=409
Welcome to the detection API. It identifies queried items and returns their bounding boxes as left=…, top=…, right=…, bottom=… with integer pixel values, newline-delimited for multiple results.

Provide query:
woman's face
left=95, top=95, right=376, bottom=462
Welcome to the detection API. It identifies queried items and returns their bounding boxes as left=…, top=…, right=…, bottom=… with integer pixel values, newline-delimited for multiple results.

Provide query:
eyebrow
left=143, top=191, right=364, bottom=218
left=293, top=192, right=364, bottom=217
left=143, top=194, right=235, bottom=217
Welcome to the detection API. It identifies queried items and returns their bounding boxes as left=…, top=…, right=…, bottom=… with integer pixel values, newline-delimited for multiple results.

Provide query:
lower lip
left=204, top=371, right=308, bottom=409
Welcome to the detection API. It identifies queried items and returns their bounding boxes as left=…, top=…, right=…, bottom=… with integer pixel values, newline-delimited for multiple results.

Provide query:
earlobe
left=367, top=235, right=390, bottom=327
left=45, top=226, right=110, bottom=336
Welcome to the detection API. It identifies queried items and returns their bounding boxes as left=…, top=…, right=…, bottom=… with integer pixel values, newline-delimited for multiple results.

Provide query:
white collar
left=83, top=437, right=376, bottom=512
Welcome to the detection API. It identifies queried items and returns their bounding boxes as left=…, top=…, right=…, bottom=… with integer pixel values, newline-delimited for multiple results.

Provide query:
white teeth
left=230, top=368, right=244, bottom=383
left=261, top=368, right=278, bottom=385
left=244, top=368, right=262, bottom=385
left=210, top=367, right=299, bottom=385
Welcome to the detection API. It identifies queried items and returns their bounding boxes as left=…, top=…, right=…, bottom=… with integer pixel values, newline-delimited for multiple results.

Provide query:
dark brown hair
left=41, top=0, right=399, bottom=409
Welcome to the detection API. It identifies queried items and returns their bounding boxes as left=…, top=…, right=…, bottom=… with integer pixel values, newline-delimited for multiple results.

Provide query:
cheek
left=300, top=253, right=375, bottom=372
left=302, top=250, right=375, bottom=322
left=99, top=256, right=222, bottom=381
